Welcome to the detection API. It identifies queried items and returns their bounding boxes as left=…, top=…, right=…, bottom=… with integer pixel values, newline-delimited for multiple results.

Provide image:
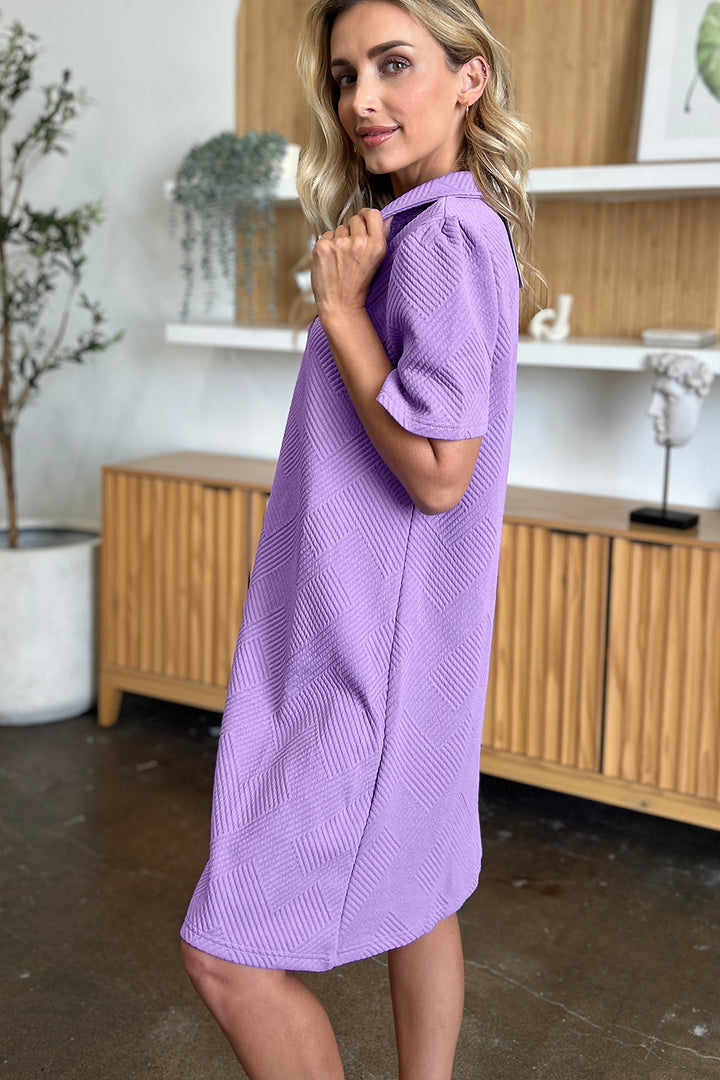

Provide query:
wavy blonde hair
left=296, top=0, right=545, bottom=309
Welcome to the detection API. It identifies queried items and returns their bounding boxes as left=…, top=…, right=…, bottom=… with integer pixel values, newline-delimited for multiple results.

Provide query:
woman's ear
left=459, top=55, right=489, bottom=108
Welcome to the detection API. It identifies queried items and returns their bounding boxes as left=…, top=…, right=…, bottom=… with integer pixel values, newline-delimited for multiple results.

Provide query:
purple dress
left=180, top=170, right=521, bottom=971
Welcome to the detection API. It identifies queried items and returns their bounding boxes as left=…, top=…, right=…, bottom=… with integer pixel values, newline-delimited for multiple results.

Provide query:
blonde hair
left=296, top=0, right=545, bottom=309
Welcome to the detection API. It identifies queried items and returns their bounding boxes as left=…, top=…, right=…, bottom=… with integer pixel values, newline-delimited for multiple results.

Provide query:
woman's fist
left=311, top=208, right=392, bottom=321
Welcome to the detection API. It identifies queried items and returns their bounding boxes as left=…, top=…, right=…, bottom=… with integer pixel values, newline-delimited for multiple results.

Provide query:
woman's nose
left=350, top=74, right=379, bottom=115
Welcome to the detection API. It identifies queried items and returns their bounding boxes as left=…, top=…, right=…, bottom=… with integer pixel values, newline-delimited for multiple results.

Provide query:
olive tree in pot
left=0, top=16, right=123, bottom=725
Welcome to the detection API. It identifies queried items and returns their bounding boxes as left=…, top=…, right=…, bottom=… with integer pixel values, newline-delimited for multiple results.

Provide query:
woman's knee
left=180, top=938, right=247, bottom=986
left=180, top=938, right=215, bottom=982
left=179, top=938, right=287, bottom=1002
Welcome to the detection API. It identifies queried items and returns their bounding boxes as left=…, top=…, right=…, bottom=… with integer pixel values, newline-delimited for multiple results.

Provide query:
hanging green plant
left=170, top=129, right=288, bottom=323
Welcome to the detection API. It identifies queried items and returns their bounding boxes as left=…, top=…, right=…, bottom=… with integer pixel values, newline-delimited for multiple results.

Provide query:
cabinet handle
left=549, top=528, right=588, bottom=539
left=620, top=537, right=672, bottom=550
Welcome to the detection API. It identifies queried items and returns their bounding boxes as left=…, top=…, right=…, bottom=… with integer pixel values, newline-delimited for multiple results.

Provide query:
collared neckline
left=379, top=170, right=482, bottom=219
left=380, top=169, right=524, bottom=288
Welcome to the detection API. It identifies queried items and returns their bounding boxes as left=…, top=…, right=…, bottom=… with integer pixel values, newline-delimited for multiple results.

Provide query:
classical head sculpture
left=646, top=353, right=715, bottom=448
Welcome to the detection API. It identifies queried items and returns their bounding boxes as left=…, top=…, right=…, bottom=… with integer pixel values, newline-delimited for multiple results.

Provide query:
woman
left=180, top=1, right=538, bottom=1077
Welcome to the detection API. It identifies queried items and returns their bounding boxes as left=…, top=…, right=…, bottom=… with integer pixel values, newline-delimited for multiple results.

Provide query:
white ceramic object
left=279, top=142, right=301, bottom=185
left=294, top=268, right=313, bottom=299
left=528, top=293, right=574, bottom=342
left=0, top=519, right=101, bottom=725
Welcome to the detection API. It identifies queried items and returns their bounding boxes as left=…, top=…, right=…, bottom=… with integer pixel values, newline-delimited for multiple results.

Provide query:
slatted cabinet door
left=604, top=538, right=720, bottom=803
left=99, top=454, right=273, bottom=728
left=483, top=522, right=610, bottom=771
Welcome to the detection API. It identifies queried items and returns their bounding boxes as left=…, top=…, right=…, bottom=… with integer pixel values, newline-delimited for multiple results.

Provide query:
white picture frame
left=635, top=0, right=720, bottom=162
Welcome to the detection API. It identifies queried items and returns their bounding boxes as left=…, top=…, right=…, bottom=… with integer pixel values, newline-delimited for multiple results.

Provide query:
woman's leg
left=387, top=912, right=465, bottom=1080
left=180, top=940, right=345, bottom=1080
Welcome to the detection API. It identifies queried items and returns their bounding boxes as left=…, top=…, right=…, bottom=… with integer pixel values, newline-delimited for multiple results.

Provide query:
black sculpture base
left=629, top=506, right=699, bottom=530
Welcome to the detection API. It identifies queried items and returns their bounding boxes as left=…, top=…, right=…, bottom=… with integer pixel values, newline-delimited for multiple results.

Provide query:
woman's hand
left=311, top=208, right=392, bottom=322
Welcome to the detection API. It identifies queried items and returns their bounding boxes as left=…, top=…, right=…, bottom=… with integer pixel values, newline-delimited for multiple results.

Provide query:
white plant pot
left=0, top=519, right=101, bottom=725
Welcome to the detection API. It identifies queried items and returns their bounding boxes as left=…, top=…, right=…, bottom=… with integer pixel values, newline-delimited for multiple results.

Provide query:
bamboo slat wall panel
left=483, top=0, right=648, bottom=167
left=604, top=538, right=720, bottom=801
left=101, top=472, right=264, bottom=689
left=483, top=523, right=609, bottom=770
left=234, top=1, right=720, bottom=334
left=235, top=0, right=313, bottom=324
left=613, top=198, right=720, bottom=336
left=234, top=204, right=313, bottom=326
left=528, top=198, right=720, bottom=337
left=236, top=0, right=312, bottom=146
left=236, top=0, right=646, bottom=168
left=527, top=201, right=619, bottom=336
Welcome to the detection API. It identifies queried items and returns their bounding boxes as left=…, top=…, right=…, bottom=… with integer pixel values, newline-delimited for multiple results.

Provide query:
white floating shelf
left=165, top=322, right=720, bottom=374
left=527, top=161, right=720, bottom=201
left=166, top=321, right=307, bottom=352
left=164, top=160, right=720, bottom=210
left=518, top=337, right=720, bottom=373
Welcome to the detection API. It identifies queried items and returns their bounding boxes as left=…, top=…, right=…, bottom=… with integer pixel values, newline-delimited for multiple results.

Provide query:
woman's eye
left=335, top=58, right=409, bottom=86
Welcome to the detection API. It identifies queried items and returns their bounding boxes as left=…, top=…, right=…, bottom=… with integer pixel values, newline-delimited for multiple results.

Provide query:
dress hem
left=179, top=876, right=478, bottom=973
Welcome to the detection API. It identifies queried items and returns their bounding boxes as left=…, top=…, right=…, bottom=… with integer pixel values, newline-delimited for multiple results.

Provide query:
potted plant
left=169, top=129, right=289, bottom=323
left=0, top=15, right=123, bottom=725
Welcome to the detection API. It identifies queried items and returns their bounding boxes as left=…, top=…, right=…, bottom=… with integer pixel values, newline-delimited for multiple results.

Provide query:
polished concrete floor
left=2, top=692, right=719, bottom=1080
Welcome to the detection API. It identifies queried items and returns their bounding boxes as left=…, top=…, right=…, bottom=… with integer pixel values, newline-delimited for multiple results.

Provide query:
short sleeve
left=376, top=214, right=499, bottom=440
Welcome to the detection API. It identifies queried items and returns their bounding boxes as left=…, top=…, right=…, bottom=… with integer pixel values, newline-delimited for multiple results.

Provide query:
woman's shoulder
left=395, top=191, right=507, bottom=255
left=392, top=194, right=520, bottom=287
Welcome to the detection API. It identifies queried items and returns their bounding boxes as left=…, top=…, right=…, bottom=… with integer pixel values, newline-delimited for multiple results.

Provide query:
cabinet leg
left=98, top=672, right=123, bottom=727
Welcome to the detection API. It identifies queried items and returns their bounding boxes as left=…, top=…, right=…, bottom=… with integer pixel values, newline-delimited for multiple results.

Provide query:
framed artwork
left=635, top=0, right=720, bottom=162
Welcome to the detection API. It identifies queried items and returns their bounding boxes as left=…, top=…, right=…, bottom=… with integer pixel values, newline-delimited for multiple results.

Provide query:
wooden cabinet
left=484, top=522, right=609, bottom=772
left=98, top=452, right=275, bottom=728
left=99, top=457, right=720, bottom=830
left=603, top=538, right=720, bottom=802
left=481, top=489, right=720, bottom=831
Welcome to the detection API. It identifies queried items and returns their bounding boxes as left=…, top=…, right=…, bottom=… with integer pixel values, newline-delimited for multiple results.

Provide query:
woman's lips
left=359, top=127, right=399, bottom=148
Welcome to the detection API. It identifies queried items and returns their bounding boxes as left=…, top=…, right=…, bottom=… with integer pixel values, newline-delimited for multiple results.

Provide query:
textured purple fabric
left=180, top=170, right=520, bottom=971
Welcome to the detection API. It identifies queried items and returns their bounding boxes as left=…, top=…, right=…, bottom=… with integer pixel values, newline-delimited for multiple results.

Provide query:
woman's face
left=329, top=1, right=485, bottom=197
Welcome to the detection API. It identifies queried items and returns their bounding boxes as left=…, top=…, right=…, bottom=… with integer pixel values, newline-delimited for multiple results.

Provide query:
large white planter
left=0, top=519, right=101, bottom=725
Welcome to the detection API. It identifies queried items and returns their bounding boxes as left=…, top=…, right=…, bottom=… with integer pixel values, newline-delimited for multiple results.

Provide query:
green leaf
left=697, top=2, right=720, bottom=102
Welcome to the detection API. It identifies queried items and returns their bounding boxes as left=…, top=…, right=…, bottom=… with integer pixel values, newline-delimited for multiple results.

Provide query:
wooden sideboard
left=98, top=452, right=275, bottom=729
left=99, top=452, right=720, bottom=830
left=483, top=488, right=720, bottom=830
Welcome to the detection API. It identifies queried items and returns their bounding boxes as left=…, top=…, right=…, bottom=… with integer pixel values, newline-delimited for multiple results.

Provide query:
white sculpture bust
left=646, top=352, right=714, bottom=448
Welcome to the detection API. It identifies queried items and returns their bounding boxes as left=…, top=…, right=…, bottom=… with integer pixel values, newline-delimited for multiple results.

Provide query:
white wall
left=1, top=0, right=718, bottom=528
left=511, top=365, right=719, bottom=509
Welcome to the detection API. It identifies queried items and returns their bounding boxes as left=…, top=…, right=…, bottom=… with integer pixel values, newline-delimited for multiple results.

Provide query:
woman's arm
left=312, top=208, right=482, bottom=516
left=321, top=307, right=482, bottom=515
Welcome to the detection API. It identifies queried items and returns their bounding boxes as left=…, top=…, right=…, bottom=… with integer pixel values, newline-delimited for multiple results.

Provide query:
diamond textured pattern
left=180, top=171, right=520, bottom=971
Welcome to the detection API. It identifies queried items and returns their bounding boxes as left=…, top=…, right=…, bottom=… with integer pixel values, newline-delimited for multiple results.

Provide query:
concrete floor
left=2, top=693, right=719, bottom=1080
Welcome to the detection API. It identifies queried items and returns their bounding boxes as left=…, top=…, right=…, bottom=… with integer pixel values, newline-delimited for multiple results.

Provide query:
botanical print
left=685, top=2, right=720, bottom=109
left=637, top=0, right=720, bottom=160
